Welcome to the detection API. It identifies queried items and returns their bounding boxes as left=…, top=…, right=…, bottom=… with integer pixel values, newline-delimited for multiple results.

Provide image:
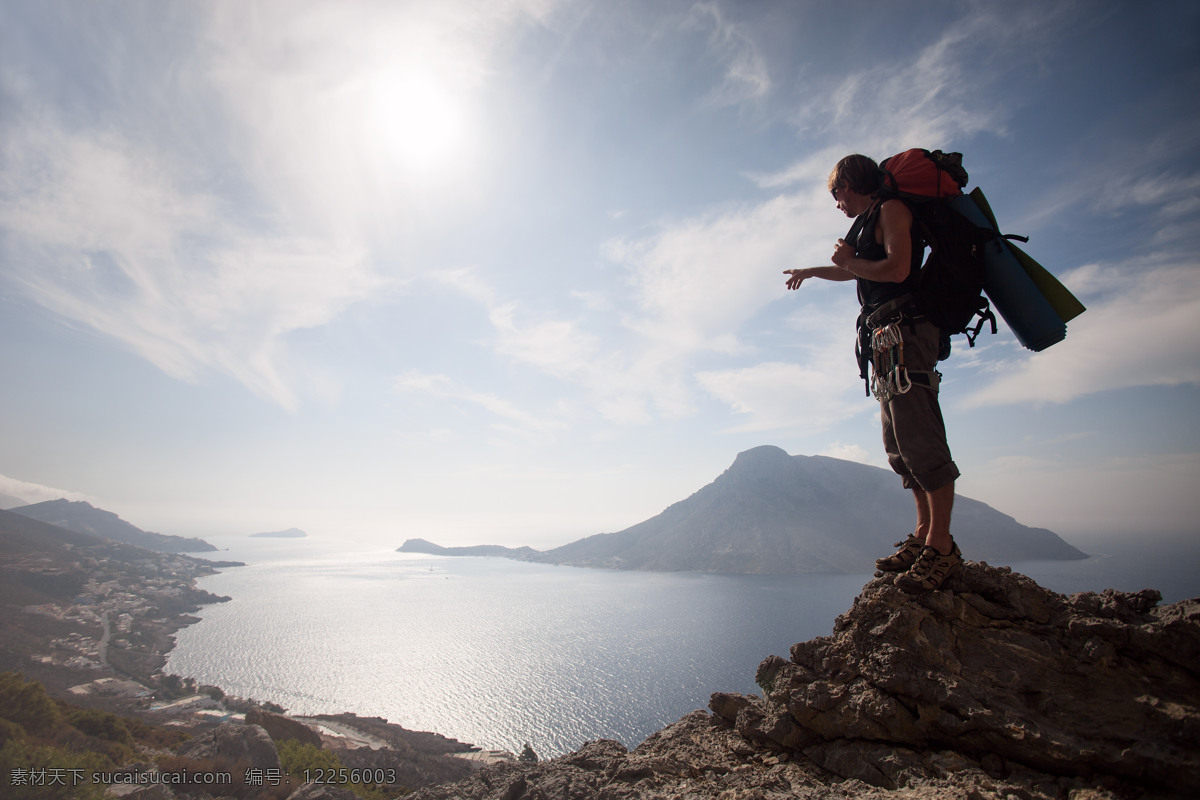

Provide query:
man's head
left=827, top=154, right=883, bottom=196
left=828, top=154, right=882, bottom=217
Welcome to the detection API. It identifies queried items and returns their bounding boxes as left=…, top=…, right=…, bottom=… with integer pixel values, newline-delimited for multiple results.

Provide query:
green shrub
left=65, top=709, right=133, bottom=748
left=0, top=739, right=108, bottom=800
left=0, top=718, right=25, bottom=749
left=0, top=673, right=62, bottom=735
left=277, top=739, right=342, bottom=777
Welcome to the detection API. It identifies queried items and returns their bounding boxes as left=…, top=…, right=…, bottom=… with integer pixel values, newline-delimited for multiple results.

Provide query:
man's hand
left=831, top=238, right=855, bottom=268
left=784, top=265, right=855, bottom=290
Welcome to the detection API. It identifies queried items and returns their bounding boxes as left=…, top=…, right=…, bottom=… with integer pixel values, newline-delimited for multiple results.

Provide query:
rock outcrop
left=174, top=722, right=283, bottom=772
left=246, top=708, right=323, bottom=748
left=737, top=563, right=1199, bottom=794
left=409, top=563, right=1199, bottom=799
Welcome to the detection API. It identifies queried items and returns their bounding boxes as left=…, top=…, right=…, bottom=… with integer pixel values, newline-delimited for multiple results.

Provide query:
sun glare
left=368, top=72, right=469, bottom=173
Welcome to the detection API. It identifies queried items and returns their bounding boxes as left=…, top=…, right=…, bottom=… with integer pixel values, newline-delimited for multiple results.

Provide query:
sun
left=367, top=71, right=469, bottom=174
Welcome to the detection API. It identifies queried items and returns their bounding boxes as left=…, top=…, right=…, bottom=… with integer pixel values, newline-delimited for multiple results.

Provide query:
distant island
left=399, top=445, right=1087, bottom=574
left=250, top=527, right=307, bottom=538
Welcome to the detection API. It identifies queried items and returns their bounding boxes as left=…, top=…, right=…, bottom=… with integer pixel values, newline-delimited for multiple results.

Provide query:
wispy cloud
left=695, top=359, right=863, bottom=434
left=962, top=260, right=1200, bottom=406
left=0, top=115, right=380, bottom=409
left=429, top=268, right=690, bottom=428
left=607, top=191, right=835, bottom=355
left=688, top=1, right=771, bottom=108
left=393, top=369, right=567, bottom=438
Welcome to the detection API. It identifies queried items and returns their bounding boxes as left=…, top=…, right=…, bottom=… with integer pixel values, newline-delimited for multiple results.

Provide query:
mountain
left=0, top=491, right=28, bottom=509
left=9, top=499, right=216, bottom=553
left=250, top=527, right=307, bottom=538
left=401, top=446, right=1085, bottom=574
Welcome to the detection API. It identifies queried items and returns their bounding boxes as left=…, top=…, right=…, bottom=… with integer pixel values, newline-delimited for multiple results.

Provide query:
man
left=784, top=154, right=962, bottom=592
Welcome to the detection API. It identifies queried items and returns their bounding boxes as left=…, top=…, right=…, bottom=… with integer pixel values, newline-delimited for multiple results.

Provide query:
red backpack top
left=880, top=149, right=967, bottom=198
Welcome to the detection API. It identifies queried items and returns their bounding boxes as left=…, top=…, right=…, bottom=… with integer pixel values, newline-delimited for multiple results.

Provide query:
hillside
left=10, top=499, right=215, bottom=553
left=401, top=446, right=1085, bottom=574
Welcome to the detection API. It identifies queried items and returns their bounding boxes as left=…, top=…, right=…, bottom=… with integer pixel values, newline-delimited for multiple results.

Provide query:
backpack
left=876, top=148, right=1025, bottom=350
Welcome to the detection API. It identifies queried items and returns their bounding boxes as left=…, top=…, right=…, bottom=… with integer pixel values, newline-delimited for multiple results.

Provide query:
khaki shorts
left=878, top=318, right=960, bottom=492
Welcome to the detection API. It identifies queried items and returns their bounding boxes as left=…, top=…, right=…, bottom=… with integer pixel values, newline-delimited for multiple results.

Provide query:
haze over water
left=168, top=535, right=1199, bottom=759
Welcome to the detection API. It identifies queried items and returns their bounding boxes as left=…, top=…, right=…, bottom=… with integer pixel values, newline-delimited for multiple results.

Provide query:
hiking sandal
left=896, top=540, right=963, bottom=593
left=875, top=535, right=924, bottom=572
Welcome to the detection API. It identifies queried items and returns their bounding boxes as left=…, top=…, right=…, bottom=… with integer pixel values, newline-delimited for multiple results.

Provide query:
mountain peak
left=535, top=447, right=1085, bottom=573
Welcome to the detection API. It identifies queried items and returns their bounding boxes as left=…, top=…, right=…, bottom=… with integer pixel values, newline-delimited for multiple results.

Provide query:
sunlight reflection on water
left=168, top=536, right=1198, bottom=758
left=168, top=546, right=865, bottom=757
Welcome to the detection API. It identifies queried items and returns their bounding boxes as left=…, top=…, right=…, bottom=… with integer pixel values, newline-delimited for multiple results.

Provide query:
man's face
left=832, top=184, right=871, bottom=217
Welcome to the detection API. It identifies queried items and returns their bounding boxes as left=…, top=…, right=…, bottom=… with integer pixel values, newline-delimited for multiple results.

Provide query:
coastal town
left=0, top=504, right=513, bottom=798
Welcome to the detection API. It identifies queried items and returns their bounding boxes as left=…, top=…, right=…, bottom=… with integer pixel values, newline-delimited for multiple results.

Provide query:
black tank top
left=852, top=199, right=923, bottom=311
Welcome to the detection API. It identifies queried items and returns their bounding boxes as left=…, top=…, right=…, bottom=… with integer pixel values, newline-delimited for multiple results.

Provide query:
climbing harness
left=855, top=296, right=944, bottom=403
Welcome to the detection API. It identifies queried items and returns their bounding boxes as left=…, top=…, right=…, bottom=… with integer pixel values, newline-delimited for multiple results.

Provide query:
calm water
left=168, top=536, right=1199, bottom=758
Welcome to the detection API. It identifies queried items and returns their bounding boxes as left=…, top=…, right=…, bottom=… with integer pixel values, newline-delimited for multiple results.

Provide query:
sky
left=1, top=0, right=1198, bottom=552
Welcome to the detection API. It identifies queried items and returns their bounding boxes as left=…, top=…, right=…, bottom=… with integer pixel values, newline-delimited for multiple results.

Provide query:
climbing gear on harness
left=854, top=297, right=944, bottom=401
left=870, top=321, right=910, bottom=403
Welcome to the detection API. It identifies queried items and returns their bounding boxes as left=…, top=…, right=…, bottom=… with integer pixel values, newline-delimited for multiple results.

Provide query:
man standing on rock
left=783, top=154, right=962, bottom=592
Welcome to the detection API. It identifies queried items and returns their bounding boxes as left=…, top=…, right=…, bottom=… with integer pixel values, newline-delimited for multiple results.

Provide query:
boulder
left=738, top=562, right=1199, bottom=793
left=285, top=783, right=359, bottom=800
left=175, top=722, right=281, bottom=772
left=246, top=708, right=323, bottom=747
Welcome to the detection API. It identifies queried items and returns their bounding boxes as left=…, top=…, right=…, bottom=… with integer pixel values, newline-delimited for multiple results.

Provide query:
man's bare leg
left=913, top=482, right=955, bottom=555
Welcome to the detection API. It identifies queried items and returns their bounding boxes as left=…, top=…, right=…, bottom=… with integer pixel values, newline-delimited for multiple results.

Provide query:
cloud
left=819, top=442, right=880, bottom=467
left=608, top=190, right=837, bottom=355
left=695, top=360, right=863, bottom=434
left=0, top=475, right=91, bottom=507
left=961, top=261, right=1200, bottom=406
left=688, top=1, right=771, bottom=108
left=430, top=268, right=693, bottom=428
left=0, top=116, right=380, bottom=410
left=0, top=1, right=568, bottom=409
left=393, top=369, right=566, bottom=438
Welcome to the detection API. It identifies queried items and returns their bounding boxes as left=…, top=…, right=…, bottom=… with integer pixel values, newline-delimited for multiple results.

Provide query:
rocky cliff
left=408, top=563, right=1199, bottom=800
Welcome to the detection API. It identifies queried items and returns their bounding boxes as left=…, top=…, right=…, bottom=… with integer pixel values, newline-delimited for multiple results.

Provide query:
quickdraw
left=870, top=322, right=911, bottom=403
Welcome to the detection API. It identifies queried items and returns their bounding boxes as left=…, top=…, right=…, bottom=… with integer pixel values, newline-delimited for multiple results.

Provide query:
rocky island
left=250, top=528, right=308, bottom=539
left=400, top=446, right=1086, bottom=573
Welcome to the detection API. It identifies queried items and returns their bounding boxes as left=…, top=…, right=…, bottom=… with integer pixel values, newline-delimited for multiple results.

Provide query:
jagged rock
left=739, top=562, right=1199, bottom=794
left=174, top=722, right=281, bottom=771
left=409, top=565, right=1196, bottom=799
left=285, top=783, right=358, bottom=800
left=107, top=785, right=175, bottom=799
left=406, top=709, right=1105, bottom=800
left=246, top=708, right=323, bottom=747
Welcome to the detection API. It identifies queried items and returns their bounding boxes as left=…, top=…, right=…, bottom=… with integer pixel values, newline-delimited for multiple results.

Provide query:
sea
left=166, top=535, right=1200, bottom=759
